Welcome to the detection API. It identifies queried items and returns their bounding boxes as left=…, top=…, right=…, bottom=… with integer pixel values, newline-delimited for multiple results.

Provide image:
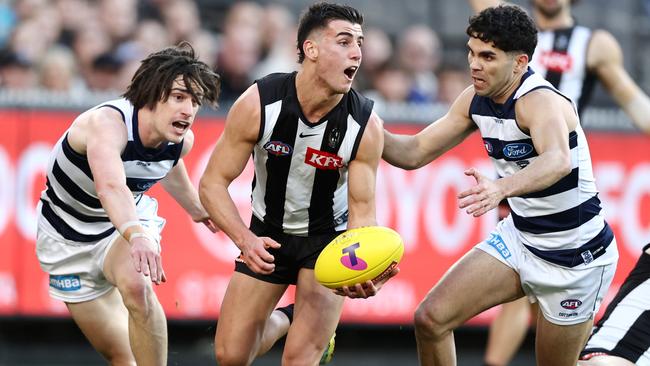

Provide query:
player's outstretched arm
left=588, top=30, right=650, bottom=134
left=82, top=108, right=165, bottom=284
left=382, top=86, right=477, bottom=170
left=160, top=131, right=217, bottom=233
left=198, top=84, right=280, bottom=275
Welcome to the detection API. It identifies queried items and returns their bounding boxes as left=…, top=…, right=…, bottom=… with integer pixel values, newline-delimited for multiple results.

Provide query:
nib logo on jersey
left=305, top=147, right=343, bottom=170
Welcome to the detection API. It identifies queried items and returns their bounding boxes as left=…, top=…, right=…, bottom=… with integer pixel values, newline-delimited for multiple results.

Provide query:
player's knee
left=118, top=276, right=155, bottom=316
left=215, top=344, right=250, bottom=366
left=282, top=344, right=322, bottom=366
left=414, top=301, right=450, bottom=339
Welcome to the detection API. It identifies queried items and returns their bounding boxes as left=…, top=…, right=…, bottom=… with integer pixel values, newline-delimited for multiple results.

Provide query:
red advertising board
left=0, top=109, right=648, bottom=325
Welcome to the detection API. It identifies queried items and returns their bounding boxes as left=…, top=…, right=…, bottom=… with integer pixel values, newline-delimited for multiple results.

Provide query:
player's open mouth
left=344, top=66, right=358, bottom=80
left=172, top=121, right=190, bottom=133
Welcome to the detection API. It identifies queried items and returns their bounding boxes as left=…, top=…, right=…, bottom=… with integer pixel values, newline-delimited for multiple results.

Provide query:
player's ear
left=514, top=53, right=529, bottom=74
left=303, top=39, right=318, bottom=61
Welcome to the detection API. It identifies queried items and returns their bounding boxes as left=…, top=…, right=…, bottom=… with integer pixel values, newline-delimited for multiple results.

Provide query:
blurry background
left=0, top=0, right=649, bottom=365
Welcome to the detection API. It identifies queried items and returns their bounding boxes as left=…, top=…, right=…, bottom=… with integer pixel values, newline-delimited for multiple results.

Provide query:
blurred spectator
left=217, top=29, right=261, bottom=101
left=161, top=0, right=201, bottom=44
left=98, top=0, right=138, bottom=45
left=396, top=24, right=442, bottom=104
left=188, top=29, right=219, bottom=69
left=436, top=63, right=471, bottom=105
left=86, top=52, right=123, bottom=92
left=115, top=19, right=171, bottom=64
left=365, top=58, right=412, bottom=105
left=72, top=22, right=112, bottom=82
left=222, top=1, right=264, bottom=36
left=0, top=49, right=36, bottom=89
left=252, top=4, right=298, bottom=80
left=55, top=0, right=99, bottom=47
left=13, top=0, right=46, bottom=21
left=38, top=46, right=83, bottom=94
left=354, top=27, right=393, bottom=92
left=9, top=19, right=50, bottom=63
left=0, top=1, right=16, bottom=45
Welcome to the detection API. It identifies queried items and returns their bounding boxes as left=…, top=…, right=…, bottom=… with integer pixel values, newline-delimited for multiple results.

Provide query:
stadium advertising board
left=0, top=110, right=648, bottom=324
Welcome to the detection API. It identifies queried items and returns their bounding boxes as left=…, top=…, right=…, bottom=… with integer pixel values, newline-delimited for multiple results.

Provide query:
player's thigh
left=102, top=236, right=154, bottom=293
left=535, top=312, right=593, bottom=366
left=285, top=268, right=344, bottom=352
left=66, top=288, right=133, bottom=362
left=216, top=272, right=288, bottom=350
left=419, top=248, right=524, bottom=328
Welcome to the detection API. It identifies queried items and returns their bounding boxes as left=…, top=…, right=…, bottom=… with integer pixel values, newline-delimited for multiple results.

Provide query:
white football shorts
left=476, top=216, right=618, bottom=325
left=36, top=195, right=165, bottom=303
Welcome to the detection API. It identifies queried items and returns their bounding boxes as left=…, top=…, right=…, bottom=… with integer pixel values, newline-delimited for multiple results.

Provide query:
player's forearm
left=382, top=130, right=427, bottom=170
left=198, top=183, right=253, bottom=248
left=622, top=92, right=650, bottom=134
left=498, top=150, right=571, bottom=198
left=96, top=182, right=142, bottom=237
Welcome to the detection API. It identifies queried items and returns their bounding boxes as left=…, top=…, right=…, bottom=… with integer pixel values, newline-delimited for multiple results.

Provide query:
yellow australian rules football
left=314, top=226, right=404, bottom=289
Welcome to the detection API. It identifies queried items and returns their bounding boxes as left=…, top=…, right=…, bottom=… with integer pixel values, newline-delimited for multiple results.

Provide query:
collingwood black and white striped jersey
left=39, top=98, right=183, bottom=242
left=530, top=25, right=596, bottom=114
left=470, top=69, right=614, bottom=267
left=582, top=246, right=650, bottom=365
left=252, top=72, right=373, bottom=236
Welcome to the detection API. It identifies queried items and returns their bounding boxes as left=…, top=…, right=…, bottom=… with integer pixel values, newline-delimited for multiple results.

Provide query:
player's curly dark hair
left=296, top=2, right=364, bottom=64
left=466, top=4, right=537, bottom=60
left=123, top=41, right=221, bottom=110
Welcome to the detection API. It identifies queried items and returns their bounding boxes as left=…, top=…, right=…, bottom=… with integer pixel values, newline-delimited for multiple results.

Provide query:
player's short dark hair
left=122, top=41, right=220, bottom=110
left=296, top=2, right=363, bottom=64
left=466, top=4, right=537, bottom=60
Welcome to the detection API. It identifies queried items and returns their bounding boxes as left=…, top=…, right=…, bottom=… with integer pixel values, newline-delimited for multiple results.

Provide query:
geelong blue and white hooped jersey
left=38, top=98, right=183, bottom=243
left=470, top=69, right=614, bottom=267
left=530, top=25, right=596, bottom=114
left=252, top=72, right=373, bottom=236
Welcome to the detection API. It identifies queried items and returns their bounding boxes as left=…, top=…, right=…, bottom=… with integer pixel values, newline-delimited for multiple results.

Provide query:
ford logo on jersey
left=503, top=143, right=533, bottom=158
left=561, top=299, right=582, bottom=310
left=264, top=141, right=292, bottom=156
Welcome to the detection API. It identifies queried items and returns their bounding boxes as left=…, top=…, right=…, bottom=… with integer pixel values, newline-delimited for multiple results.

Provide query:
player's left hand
left=458, top=168, right=505, bottom=217
left=334, top=267, right=400, bottom=299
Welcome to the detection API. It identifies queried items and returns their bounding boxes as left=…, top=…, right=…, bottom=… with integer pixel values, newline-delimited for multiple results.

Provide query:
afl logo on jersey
left=483, top=140, right=493, bottom=154
left=264, top=141, right=292, bottom=156
left=561, top=299, right=582, bottom=310
left=503, top=143, right=533, bottom=159
left=538, top=50, right=573, bottom=72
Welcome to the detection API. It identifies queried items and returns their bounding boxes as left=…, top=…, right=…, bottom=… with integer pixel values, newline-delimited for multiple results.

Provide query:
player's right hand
left=130, top=235, right=165, bottom=285
left=241, top=236, right=281, bottom=275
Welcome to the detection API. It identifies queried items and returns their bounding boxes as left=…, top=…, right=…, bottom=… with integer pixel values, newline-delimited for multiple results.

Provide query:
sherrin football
left=314, top=226, right=404, bottom=289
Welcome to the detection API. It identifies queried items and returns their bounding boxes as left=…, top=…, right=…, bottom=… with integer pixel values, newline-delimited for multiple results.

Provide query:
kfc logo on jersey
left=305, top=147, right=343, bottom=170
left=538, top=50, right=573, bottom=72
left=561, top=299, right=583, bottom=310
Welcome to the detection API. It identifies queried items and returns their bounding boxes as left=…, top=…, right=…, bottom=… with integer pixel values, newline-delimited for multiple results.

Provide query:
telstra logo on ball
left=340, top=242, right=368, bottom=270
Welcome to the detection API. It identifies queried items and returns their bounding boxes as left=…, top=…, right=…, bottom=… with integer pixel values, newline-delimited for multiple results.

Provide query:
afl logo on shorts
left=340, top=242, right=368, bottom=271
left=561, top=299, right=582, bottom=310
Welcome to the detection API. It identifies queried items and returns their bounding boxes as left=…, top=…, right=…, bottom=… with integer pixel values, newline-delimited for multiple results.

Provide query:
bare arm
left=588, top=30, right=650, bottom=134
left=198, top=84, right=280, bottom=274
left=84, top=108, right=165, bottom=283
left=459, top=89, right=573, bottom=216
left=382, top=86, right=477, bottom=169
left=347, top=112, right=383, bottom=229
left=160, top=130, right=218, bottom=232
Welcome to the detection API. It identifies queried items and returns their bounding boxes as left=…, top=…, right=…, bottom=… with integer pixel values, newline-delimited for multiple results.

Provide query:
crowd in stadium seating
left=0, top=0, right=471, bottom=106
